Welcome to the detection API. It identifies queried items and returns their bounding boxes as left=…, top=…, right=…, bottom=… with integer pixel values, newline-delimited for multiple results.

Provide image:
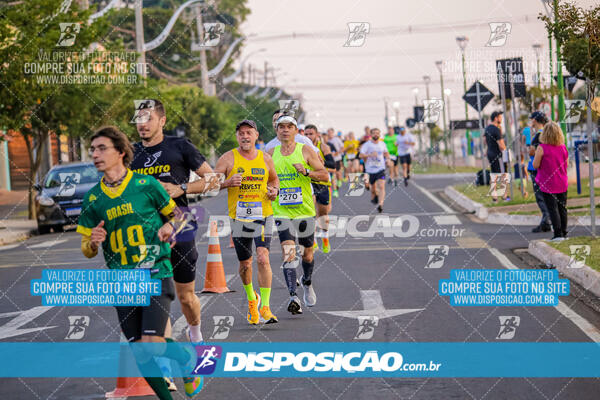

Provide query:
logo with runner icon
left=488, top=173, right=511, bottom=198
left=57, top=22, right=80, bottom=47
left=423, top=99, right=444, bottom=123
left=354, top=316, right=379, bottom=340
left=65, top=316, right=89, bottom=340
left=343, top=22, right=370, bottom=47
left=425, top=245, right=449, bottom=269
left=346, top=173, right=366, bottom=196
left=191, top=345, right=222, bottom=375
left=486, top=22, right=512, bottom=47
left=497, top=316, right=520, bottom=340
left=58, top=172, right=80, bottom=197
left=209, top=316, right=234, bottom=340
left=567, top=245, right=591, bottom=269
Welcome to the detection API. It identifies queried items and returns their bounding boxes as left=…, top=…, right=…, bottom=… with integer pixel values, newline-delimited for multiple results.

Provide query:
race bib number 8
left=236, top=201, right=263, bottom=220
left=279, top=187, right=302, bottom=206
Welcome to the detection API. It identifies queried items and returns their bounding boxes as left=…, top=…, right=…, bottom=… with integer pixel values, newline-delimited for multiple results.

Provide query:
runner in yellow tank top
left=305, top=124, right=334, bottom=254
left=215, top=119, right=280, bottom=325
left=267, top=115, right=329, bottom=315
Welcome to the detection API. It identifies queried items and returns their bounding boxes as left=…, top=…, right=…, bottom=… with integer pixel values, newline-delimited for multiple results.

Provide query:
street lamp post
left=423, top=75, right=432, bottom=166
left=412, top=87, right=423, bottom=156
left=533, top=43, right=542, bottom=88
left=445, top=88, right=454, bottom=169
left=435, top=61, right=450, bottom=168
left=456, top=36, right=471, bottom=157
left=392, top=101, right=401, bottom=129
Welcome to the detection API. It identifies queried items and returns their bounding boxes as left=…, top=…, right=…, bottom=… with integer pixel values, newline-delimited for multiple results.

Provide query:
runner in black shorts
left=215, top=119, right=280, bottom=324
left=360, top=128, right=390, bottom=213
left=131, top=99, right=215, bottom=349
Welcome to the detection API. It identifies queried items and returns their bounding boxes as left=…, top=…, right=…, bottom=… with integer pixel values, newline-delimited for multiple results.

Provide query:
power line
left=250, top=14, right=540, bottom=42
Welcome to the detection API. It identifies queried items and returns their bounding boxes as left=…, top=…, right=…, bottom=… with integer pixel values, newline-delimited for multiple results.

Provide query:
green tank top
left=271, top=143, right=316, bottom=219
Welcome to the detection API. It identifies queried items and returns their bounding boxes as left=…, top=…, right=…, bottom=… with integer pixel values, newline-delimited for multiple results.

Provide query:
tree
left=541, top=1, right=600, bottom=235
left=0, top=0, right=115, bottom=219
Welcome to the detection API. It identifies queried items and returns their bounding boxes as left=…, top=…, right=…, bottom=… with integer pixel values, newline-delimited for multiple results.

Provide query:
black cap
left=490, top=111, right=503, bottom=121
left=236, top=119, right=258, bottom=131
left=530, top=111, right=548, bottom=124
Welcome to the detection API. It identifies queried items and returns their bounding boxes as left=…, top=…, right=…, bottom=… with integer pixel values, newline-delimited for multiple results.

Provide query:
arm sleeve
left=181, top=138, right=206, bottom=171
left=323, top=153, right=335, bottom=169
left=149, top=177, right=177, bottom=217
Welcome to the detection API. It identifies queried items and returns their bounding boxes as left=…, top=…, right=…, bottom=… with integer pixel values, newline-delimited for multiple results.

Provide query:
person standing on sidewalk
left=532, top=121, right=569, bottom=242
left=528, top=111, right=551, bottom=233
left=484, top=111, right=508, bottom=202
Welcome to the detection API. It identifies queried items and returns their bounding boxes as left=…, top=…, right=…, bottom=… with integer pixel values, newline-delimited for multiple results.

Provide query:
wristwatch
left=180, top=183, right=188, bottom=194
left=303, top=170, right=310, bottom=177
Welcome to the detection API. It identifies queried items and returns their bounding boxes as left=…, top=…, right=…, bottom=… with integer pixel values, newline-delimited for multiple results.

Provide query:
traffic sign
left=450, top=120, right=480, bottom=130
left=413, top=106, right=424, bottom=122
left=496, top=57, right=526, bottom=99
left=463, top=81, right=495, bottom=112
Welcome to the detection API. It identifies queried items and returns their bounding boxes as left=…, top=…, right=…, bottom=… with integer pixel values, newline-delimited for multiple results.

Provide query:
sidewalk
left=0, top=189, right=35, bottom=246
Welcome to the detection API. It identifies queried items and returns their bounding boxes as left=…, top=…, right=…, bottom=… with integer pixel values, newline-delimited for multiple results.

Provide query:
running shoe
left=322, top=237, right=331, bottom=254
left=301, top=278, right=317, bottom=307
left=333, top=189, right=339, bottom=198
left=404, top=177, right=408, bottom=187
left=313, top=241, right=319, bottom=251
left=164, top=377, right=177, bottom=392
left=394, top=179, right=398, bottom=187
left=371, top=195, right=378, bottom=204
left=183, top=376, right=203, bottom=398
left=287, top=295, right=303, bottom=315
left=387, top=178, right=392, bottom=185
left=247, top=291, right=261, bottom=325
left=377, top=205, right=383, bottom=213
left=259, top=306, right=278, bottom=324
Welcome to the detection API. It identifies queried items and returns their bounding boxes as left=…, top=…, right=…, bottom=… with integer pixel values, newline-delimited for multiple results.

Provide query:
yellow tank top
left=227, top=149, right=273, bottom=221
left=312, top=139, right=331, bottom=186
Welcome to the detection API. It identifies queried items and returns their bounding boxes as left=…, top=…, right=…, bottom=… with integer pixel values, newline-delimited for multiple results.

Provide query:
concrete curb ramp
left=528, top=239, right=600, bottom=298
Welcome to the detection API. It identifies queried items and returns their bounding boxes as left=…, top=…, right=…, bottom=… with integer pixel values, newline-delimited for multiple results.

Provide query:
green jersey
left=77, top=170, right=176, bottom=279
left=271, top=143, right=316, bottom=219
left=383, top=134, right=398, bottom=156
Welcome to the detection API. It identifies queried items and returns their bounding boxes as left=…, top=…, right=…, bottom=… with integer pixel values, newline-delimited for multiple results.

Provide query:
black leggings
left=542, top=191, right=568, bottom=238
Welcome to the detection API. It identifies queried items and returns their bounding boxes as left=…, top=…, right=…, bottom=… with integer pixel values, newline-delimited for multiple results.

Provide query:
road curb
left=444, top=186, right=488, bottom=219
left=0, top=229, right=35, bottom=246
left=415, top=172, right=475, bottom=179
left=444, top=185, right=600, bottom=226
left=528, top=240, right=600, bottom=298
left=0, top=219, right=37, bottom=246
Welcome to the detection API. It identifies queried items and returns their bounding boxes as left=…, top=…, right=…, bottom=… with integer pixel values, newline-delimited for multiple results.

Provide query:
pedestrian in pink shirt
left=532, top=122, right=569, bottom=242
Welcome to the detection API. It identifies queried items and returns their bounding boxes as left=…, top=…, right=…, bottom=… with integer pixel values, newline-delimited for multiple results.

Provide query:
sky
left=237, top=0, right=595, bottom=134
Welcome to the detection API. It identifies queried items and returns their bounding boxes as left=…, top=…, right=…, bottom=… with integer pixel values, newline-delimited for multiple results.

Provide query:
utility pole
left=134, top=0, right=146, bottom=79
left=195, top=4, right=211, bottom=95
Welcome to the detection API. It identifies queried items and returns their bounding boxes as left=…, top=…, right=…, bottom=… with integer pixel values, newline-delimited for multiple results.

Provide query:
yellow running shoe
left=259, top=306, right=279, bottom=324
left=322, top=238, right=331, bottom=254
left=313, top=241, right=319, bottom=251
left=183, top=376, right=203, bottom=398
left=247, top=291, right=261, bottom=325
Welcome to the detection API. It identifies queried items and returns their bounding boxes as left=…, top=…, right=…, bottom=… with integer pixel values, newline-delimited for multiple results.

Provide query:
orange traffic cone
left=202, top=221, right=231, bottom=293
left=105, top=345, right=155, bottom=398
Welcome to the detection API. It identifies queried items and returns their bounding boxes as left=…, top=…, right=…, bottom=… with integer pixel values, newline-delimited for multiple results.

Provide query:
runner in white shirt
left=396, top=129, right=416, bottom=186
left=359, top=128, right=389, bottom=213
left=265, top=110, right=319, bottom=153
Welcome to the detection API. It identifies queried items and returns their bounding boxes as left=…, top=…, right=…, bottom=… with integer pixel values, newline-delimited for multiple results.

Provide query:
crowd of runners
left=75, top=99, right=416, bottom=399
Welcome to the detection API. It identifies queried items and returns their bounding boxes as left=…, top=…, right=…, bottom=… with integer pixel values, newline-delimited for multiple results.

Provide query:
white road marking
left=433, top=215, right=462, bottom=225
left=412, top=182, right=454, bottom=213
left=489, top=247, right=600, bottom=342
left=28, top=239, right=68, bottom=249
left=0, top=306, right=57, bottom=340
left=321, top=290, right=423, bottom=320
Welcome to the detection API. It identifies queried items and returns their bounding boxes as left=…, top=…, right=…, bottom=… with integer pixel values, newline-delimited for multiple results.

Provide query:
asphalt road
left=1, top=174, right=599, bottom=399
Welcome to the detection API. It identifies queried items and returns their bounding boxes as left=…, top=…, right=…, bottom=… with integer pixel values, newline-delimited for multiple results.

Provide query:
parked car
left=34, top=162, right=102, bottom=234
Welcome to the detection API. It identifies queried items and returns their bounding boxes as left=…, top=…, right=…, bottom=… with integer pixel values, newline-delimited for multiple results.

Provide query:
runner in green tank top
left=267, top=115, right=329, bottom=315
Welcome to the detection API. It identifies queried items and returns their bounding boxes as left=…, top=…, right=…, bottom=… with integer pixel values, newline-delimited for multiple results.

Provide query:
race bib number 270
left=279, top=187, right=302, bottom=206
